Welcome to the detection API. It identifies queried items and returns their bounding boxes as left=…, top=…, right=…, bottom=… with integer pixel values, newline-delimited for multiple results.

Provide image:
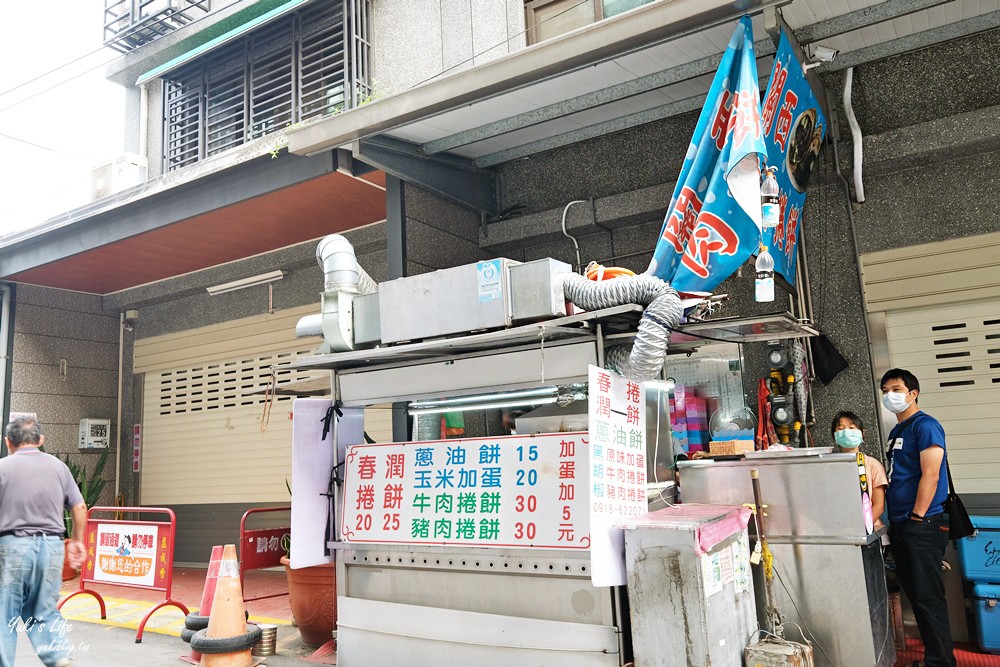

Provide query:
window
left=162, top=0, right=370, bottom=171
left=524, top=0, right=653, bottom=45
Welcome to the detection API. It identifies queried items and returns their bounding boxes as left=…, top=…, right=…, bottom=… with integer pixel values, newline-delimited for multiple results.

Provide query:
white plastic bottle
left=761, top=167, right=779, bottom=229
left=755, top=244, right=775, bottom=302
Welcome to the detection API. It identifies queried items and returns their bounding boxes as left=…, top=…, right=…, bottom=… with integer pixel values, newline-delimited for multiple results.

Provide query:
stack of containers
left=956, top=516, right=1000, bottom=654
left=669, top=386, right=710, bottom=453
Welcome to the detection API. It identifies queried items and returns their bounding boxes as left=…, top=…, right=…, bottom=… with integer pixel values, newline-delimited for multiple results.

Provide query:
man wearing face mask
left=881, top=368, right=955, bottom=667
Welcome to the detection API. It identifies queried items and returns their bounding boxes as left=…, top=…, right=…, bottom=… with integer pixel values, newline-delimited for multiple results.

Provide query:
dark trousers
left=890, top=515, right=955, bottom=667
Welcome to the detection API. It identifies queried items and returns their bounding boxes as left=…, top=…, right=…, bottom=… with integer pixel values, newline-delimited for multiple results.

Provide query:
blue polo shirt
left=885, top=411, right=948, bottom=523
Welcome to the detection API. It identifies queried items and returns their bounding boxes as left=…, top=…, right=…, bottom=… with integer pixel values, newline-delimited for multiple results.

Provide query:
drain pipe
left=843, top=68, right=865, bottom=203
left=138, top=83, right=149, bottom=163
left=561, top=200, right=588, bottom=273
left=0, top=284, right=11, bottom=454
left=829, top=91, right=882, bottom=443
left=115, top=312, right=125, bottom=502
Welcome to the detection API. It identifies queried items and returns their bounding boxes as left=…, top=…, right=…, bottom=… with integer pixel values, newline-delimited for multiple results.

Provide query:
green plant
left=56, top=448, right=109, bottom=538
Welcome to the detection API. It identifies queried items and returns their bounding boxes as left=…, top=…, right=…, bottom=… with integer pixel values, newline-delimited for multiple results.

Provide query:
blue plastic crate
left=957, top=516, right=1000, bottom=583
left=972, top=583, right=1000, bottom=655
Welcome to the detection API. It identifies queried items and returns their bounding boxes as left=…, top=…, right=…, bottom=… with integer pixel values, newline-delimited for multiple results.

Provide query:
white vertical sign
left=588, top=365, right=647, bottom=587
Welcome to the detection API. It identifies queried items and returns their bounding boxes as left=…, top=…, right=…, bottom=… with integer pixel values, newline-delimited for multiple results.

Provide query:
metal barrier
left=239, top=506, right=290, bottom=602
left=58, top=506, right=189, bottom=642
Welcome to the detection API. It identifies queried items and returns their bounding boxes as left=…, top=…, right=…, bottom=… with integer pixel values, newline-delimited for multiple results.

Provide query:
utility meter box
left=79, top=419, right=111, bottom=449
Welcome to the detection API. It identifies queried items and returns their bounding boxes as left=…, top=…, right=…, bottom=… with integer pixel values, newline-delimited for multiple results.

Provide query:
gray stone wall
left=8, top=284, right=119, bottom=507
left=484, top=27, right=1000, bottom=464
left=404, top=185, right=492, bottom=275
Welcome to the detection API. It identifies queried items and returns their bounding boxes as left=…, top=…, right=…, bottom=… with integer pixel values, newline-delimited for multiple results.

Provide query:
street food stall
left=262, top=15, right=895, bottom=666
left=263, top=223, right=895, bottom=667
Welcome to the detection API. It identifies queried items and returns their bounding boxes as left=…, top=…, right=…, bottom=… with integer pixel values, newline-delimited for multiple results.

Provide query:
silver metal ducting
left=297, top=234, right=379, bottom=351
left=295, top=313, right=324, bottom=338
left=562, top=272, right=683, bottom=382
left=317, top=234, right=378, bottom=295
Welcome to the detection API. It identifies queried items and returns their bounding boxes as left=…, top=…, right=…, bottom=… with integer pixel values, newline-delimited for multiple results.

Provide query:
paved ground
left=11, top=621, right=329, bottom=666
left=7, top=568, right=335, bottom=665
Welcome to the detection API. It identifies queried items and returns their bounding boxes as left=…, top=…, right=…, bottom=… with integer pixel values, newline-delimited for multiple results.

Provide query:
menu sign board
left=341, top=433, right=590, bottom=550
left=589, top=365, right=647, bottom=586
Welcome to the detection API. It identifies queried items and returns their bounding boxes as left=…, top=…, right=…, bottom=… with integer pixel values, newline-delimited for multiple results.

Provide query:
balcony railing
left=105, top=0, right=211, bottom=53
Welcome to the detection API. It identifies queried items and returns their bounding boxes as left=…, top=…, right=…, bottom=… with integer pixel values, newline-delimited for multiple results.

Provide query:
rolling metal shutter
left=882, top=302, right=1000, bottom=494
left=134, top=304, right=392, bottom=506
left=861, top=231, right=1000, bottom=495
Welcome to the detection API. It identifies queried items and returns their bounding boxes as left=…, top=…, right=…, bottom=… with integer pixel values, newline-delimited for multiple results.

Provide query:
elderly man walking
left=0, top=417, right=87, bottom=667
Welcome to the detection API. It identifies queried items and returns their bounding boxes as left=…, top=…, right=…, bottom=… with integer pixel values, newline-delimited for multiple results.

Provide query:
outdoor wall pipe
left=561, top=200, right=588, bottom=273
left=115, top=312, right=125, bottom=501
left=843, top=67, right=865, bottom=203
left=0, top=284, right=10, bottom=449
left=138, top=83, right=148, bottom=162
left=316, top=234, right=377, bottom=295
left=829, top=91, right=884, bottom=448
left=563, top=273, right=682, bottom=382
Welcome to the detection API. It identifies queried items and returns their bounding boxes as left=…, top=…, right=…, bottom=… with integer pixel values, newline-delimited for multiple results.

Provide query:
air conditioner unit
left=90, top=153, right=148, bottom=201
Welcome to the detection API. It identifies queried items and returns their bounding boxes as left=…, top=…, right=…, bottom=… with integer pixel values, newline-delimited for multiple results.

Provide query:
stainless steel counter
left=678, top=453, right=895, bottom=667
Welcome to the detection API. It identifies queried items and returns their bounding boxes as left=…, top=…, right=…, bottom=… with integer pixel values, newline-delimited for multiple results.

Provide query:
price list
left=341, top=433, right=590, bottom=550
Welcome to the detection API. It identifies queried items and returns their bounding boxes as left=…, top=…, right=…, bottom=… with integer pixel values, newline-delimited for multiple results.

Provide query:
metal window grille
left=105, top=0, right=211, bottom=53
left=162, top=0, right=371, bottom=172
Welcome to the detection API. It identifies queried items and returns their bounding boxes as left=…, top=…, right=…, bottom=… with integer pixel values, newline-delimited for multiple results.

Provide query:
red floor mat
left=300, top=640, right=337, bottom=665
left=894, top=638, right=1000, bottom=666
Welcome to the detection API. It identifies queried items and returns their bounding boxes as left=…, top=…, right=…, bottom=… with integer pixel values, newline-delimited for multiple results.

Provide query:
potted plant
left=56, top=447, right=108, bottom=580
left=280, top=482, right=337, bottom=647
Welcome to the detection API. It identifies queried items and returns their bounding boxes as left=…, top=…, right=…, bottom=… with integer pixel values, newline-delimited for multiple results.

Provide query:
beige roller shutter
left=134, top=305, right=394, bottom=505
left=860, top=230, right=1000, bottom=313
left=882, top=302, right=1000, bottom=494
left=861, top=231, right=1000, bottom=494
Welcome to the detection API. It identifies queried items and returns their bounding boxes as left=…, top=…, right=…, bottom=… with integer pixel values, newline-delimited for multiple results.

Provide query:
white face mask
left=882, top=391, right=912, bottom=414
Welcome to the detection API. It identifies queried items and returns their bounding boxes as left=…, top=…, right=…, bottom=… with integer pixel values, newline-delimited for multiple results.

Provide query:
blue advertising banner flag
left=648, top=16, right=766, bottom=295
left=760, top=30, right=826, bottom=285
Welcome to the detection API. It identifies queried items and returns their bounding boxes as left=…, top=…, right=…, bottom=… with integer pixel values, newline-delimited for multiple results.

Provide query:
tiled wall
left=8, top=284, right=119, bottom=507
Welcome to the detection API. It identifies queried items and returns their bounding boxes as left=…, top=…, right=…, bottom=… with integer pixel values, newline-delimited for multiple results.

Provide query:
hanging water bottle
left=755, top=244, right=775, bottom=302
left=761, top=167, right=780, bottom=229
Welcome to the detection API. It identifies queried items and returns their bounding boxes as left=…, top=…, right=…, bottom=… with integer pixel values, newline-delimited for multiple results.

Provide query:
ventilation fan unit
left=90, top=153, right=148, bottom=201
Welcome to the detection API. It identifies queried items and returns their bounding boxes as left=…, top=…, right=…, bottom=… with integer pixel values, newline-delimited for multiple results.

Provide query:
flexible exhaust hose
left=316, top=234, right=378, bottom=294
left=562, top=273, right=683, bottom=382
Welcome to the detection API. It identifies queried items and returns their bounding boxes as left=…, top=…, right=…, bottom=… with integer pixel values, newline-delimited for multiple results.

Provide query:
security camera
left=802, top=45, right=839, bottom=72
left=810, top=45, right=839, bottom=62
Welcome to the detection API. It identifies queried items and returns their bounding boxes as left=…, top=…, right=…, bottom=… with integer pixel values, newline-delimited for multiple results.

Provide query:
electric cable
left=0, top=0, right=238, bottom=112
left=0, top=130, right=102, bottom=162
left=772, top=562, right=835, bottom=665
left=0, top=46, right=112, bottom=101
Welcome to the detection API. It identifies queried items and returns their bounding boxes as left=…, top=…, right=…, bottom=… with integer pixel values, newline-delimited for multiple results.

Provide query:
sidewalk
left=12, top=621, right=327, bottom=666
left=57, top=567, right=293, bottom=637
left=22, top=567, right=337, bottom=666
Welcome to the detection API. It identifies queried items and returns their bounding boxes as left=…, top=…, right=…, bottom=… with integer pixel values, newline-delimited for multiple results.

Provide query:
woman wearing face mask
left=832, top=410, right=888, bottom=529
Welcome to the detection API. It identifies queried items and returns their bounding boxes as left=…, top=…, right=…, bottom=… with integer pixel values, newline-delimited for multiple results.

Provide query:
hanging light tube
left=409, top=386, right=559, bottom=409
left=206, top=270, right=286, bottom=295
left=408, top=396, right=558, bottom=417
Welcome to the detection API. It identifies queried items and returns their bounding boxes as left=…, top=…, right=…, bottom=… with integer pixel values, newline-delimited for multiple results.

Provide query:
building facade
left=0, top=0, right=998, bottom=578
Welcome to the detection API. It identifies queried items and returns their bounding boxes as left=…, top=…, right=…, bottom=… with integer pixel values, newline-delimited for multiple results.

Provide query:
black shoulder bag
left=944, top=457, right=976, bottom=540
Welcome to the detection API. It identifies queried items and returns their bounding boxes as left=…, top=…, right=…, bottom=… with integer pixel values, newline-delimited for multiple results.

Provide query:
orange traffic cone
left=180, top=545, right=223, bottom=665
left=190, top=544, right=260, bottom=667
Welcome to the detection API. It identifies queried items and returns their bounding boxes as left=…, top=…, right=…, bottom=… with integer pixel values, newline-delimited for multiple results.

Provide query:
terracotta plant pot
left=62, top=538, right=78, bottom=581
left=280, top=556, right=336, bottom=647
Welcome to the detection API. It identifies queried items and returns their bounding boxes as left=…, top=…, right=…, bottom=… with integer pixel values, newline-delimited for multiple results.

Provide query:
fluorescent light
left=206, top=270, right=285, bottom=295
left=409, top=396, right=558, bottom=417
left=409, top=387, right=558, bottom=409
